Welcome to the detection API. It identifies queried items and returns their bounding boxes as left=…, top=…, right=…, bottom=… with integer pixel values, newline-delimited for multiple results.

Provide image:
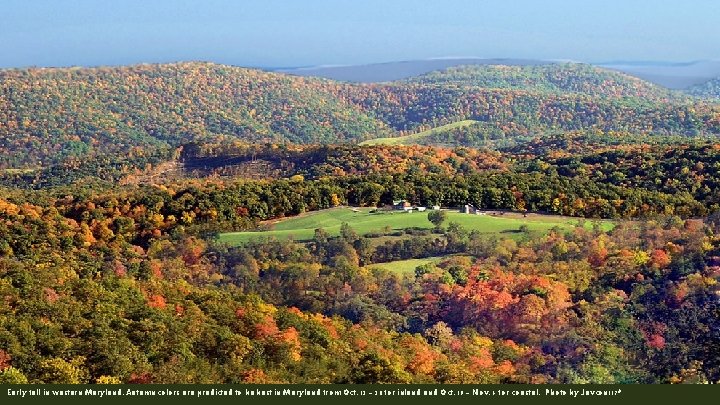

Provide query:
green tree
left=38, top=357, right=88, bottom=384
left=0, top=367, right=28, bottom=384
left=427, top=210, right=448, bottom=229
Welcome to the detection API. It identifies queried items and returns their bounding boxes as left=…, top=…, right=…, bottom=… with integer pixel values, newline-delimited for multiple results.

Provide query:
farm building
left=393, top=200, right=412, bottom=211
left=460, top=204, right=484, bottom=215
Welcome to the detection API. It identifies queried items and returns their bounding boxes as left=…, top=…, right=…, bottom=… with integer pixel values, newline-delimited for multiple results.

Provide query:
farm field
left=359, top=120, right=479, bottom=145
left=218, top=206, right=614, bottom=245
left=367, top=257, right=444, bottom=275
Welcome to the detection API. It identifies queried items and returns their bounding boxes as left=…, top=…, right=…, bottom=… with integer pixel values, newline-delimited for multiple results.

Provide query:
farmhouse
left=393, top=200, right=412, bottom=211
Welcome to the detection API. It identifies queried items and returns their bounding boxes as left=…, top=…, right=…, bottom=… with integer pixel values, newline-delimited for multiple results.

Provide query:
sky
left=1, top=0, right=719, bottom=69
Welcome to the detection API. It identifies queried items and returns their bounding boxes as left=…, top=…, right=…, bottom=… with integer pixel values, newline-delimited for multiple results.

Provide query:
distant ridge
left=598, top=60, right=720, bottom=89
left=2, top=61, right=718, bottom=171
left=276, top=58, right=720, bottom=89
left=687, top=77, right=720, bottom=99
left=275, top=58, right=555, bottom=83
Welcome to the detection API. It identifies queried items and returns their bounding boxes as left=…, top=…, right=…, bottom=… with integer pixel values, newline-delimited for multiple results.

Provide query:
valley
left=1, top=59, right=719, bottom=385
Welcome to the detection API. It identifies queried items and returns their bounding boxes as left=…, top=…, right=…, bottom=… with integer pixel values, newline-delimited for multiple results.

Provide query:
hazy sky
left=1, top=0, right=719, bottom=68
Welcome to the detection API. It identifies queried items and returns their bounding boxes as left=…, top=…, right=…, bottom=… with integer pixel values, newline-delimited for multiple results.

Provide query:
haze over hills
left=275, top=58, right=554, bottom=83
left=687, top=77, right=720, bottom=100
left=598, top=60, right=720, bottom=89
left=278, top=57, right=720, bottom=90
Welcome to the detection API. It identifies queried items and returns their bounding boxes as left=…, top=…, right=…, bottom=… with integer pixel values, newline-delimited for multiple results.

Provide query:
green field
left=218, top=207, right=613, bottom=246
left=0, top=168, right=37, bottom=174
left=368, top=257, right=443, bottom=275
left=359, top=120, right=479, bottom=146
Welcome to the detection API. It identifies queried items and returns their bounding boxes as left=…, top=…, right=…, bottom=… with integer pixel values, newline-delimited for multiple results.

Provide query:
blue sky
left=1, top=0, right=719, bottom=68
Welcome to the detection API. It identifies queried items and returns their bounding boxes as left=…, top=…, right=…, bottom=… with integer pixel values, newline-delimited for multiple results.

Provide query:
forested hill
left=403, top=63, right=677, bottom=100
left=2, top=62, right=720, bottom=170
left=0, top=63, right=391, bottom=168
left=2, top=64, right=720, bottom=385
left=687, top=77, right=720, bottom=100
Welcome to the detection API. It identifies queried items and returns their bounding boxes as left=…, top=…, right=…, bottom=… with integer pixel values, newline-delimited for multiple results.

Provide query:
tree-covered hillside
left=405, top=63, right=677, bottom=100
left=1, top=156, right=719, bottom=383
left=687, top=77, right=720, bottom=100
left=340, top=83, right=719, bottom=137
left=2, top=62, right=720, bottom=171
left=0, top=63, right=390, bottom=168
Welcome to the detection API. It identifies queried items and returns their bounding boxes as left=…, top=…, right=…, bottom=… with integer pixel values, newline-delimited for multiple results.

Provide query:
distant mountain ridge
left=1, top=61, right=719, bottom=172
left=687, top=77, right=720, bottom=99
left=596, top=60, right=720, bottom=89
left=403, top=64, right=676, bottom=100
left=276, top=58, right=555, bottom=83
left=278, top=58, right=720, bottom=90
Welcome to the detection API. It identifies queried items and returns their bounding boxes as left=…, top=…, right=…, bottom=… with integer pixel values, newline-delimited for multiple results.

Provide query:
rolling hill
left=2, top=61, right=720, bottom=174
left=276, top=57, right=555, bottom=83
left=599, top=60, right=720, bottom=89
left=687, top=77, right=720, bottom=100
left=0, top=62, right=390, bottom=168
left=279, top=58, right=720, bottom=90
left=404, top=63, right=677, bottom=100
left=339, top=64, right=719, bottom=143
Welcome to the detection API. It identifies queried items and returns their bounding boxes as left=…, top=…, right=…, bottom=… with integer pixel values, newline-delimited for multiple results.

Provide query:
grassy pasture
left=359, top=120, right=479, bottom=146
left=367, top=257, right=444, bottom=275
left=218, top=207, right=612, bottom=245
